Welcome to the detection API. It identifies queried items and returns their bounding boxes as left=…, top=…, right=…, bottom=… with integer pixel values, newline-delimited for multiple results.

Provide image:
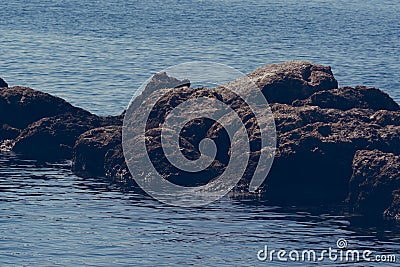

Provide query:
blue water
left=1, top=0, right=399, bottom=115
left=1, top=0, right=399, bottom=266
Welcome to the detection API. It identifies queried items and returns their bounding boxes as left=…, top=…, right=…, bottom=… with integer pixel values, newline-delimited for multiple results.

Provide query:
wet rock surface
left=1, top=61, right=399, bottom=220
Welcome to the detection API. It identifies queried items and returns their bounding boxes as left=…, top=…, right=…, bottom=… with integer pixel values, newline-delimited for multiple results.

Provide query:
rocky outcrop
left=265, top=116, right=399, bottom=203
left=0, top=77, right=8, bottom=88
left=347, top=150, right=400, bottom=220
left=247, top=61, right=338, bottom=104
left=70, top=61, right=400, bottom=218
left=1, top=62, right=399, bottom=221
left=0, top=86, right=122, bottom=159
left=71, top=71, right=192, bottom=181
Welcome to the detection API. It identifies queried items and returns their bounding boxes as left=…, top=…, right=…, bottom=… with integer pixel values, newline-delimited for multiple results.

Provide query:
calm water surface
left=1, top=0, right=399, bottom=115
left=1, top=0, right=399, bottom=266
left=1, top=154, right=400, bottom=266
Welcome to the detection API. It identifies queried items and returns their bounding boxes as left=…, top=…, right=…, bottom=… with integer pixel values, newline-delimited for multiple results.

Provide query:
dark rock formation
left=2, top=61, right=399, bottom=221
left=370, top=110, right=400, bottom=126
left=347, top=150, right=400, bottom=220
left=0, top=86, right=80, bottom=129
left=0, top=86, right=123, bottom=159
left=71, top=71, right=193, bottom=181
left=385, top=192, right=400, bottom=220
left=73, top=126, right=122, bottom=177
left=104, top=144, right=131, bottom=183
left=12, top=113, right=121, bottom=160
left=247, top=61, right=338, bottom=104
left=71, top=61, right=399, bottom=218
left=264, top=117, right=399, bottom=203
left=293, top=86, right=400, bottom=111
left=143, top=71, right=190, bottom=94
left=0, top=77, right=8, bottom=88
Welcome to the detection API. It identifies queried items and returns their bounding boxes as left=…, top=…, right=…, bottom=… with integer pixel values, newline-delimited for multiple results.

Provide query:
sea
left=1, top=0, right=399, bottom=266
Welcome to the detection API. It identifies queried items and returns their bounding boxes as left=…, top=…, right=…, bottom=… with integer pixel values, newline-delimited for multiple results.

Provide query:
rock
left=78, top=61, right=338, bottom=185
left=262, top=100, right=400, bottom=204
left=104, top=144, right=131, bottom=183
left=247, top=61, right=338, bottom=104
left=12, top=112, right=93, bottom=159
left=143, top=71, right=190, bottom=95
left=370, top=110, right=400, bottom=126
left=0, top=85, right=124, bottom=160
left=0, top=78, right=8, bottom=88
left=0, top=124, right=20, bottom=140
left=347, top=150, right=400, bottom=220
left=0, top=139, right=13, bottom=152
left=62, top=61, right=399, bottom=221
left=73, top=126, right=122, bottom=177
left=12, top=112, right=122, bottom=160
left=0, top=86, right=80, bottom=129
left=270, top=103, right=374, bottom=134
left=384, top=191, right=400, bottom=220
left=262, top=119, right=399, bottom=203
left=294, top=86, right=400, bottom=111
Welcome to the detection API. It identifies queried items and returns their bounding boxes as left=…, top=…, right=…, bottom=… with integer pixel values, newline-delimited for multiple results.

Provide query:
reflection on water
left=0, top=153, right=399, bottom=266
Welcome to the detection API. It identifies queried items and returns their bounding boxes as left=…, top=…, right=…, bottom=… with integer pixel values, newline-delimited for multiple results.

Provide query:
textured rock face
left=72, top=127, right=130, bottom=184
left=265, top=115, right=399, bottom=203
left=12, top=113, right=122, bottom=160
left=0, top=86, right=79, bottom=129
left=347, top=150, right=400, bottom=219
left=247, top=61, right=338, bottom=104
left=73, top=126, right=122, bottom=177
left=105, top=61, right=337, bottom=187
left=0, top=86, right=123, bottom=158
left=294, top=86, right=400, bottom=111
left=71, top=72, right=193, bottom=182
left=0, top=77, right=8, bottom=88
left=385, top=192, right=400, bottom=220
